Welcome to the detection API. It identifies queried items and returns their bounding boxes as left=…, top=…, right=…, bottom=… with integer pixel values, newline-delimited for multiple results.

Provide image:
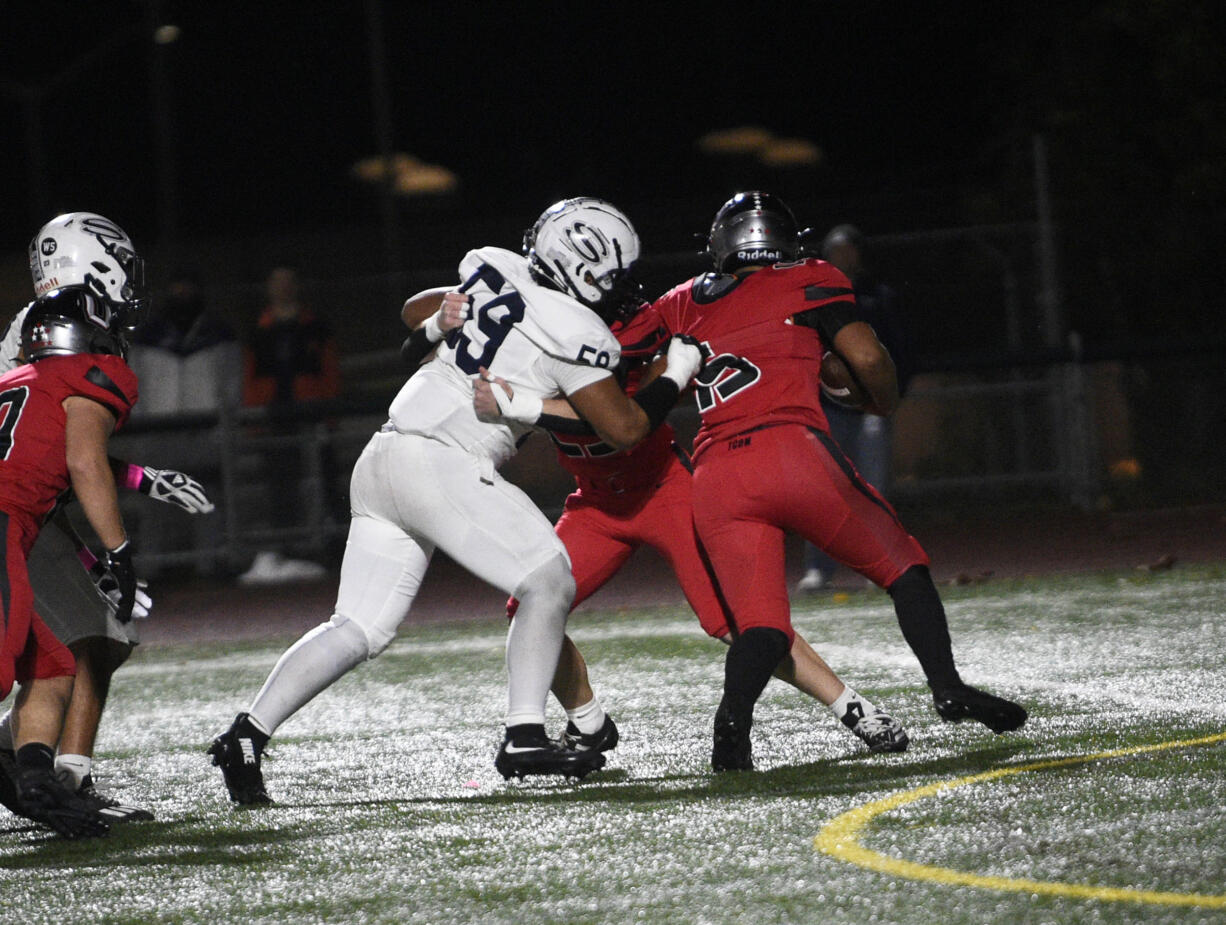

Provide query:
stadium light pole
left=148, top=0, right=182, bottom=260
left=366, top=0, right=401, bottom=299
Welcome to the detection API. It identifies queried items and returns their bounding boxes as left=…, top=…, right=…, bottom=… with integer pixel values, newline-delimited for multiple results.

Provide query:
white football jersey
left=388, top=247, right=620, bottom=467
left=0, top=305, right=28, bottom=374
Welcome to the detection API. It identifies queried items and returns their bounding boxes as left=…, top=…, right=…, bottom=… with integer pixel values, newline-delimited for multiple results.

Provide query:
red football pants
left=690, top=424, right=927, bottom=642
left=1, top=513, right=76, bottom=700
left=509, top=454, right=733, bottom=638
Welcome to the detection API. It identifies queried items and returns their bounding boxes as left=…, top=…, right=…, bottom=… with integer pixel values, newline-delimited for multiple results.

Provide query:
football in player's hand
left=820, top=351, right=867, bottom=409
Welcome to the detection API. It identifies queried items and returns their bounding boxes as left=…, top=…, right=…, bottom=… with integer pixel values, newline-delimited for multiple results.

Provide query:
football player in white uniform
left=208, top=198, right=704, bottom=801
left=0, top=212, right=215, bottom=826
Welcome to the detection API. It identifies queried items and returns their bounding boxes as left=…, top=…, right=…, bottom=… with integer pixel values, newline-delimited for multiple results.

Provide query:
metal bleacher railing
left=107, top=212, right=1104, bottom=575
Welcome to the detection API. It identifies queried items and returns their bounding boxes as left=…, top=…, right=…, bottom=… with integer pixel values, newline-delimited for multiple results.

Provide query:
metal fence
left=105, top=209, right=1119, bottom=575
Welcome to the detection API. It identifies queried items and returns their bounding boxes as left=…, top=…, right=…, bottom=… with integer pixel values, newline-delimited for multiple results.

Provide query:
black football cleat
left=208, top=712, right=274, bottom=805
left=711, top=703, right=753, bottom=772
left=495, top=726, right=605, bottom=781
left=0, top=746, right=22, bottom=818
left=933, top=682, right=1028, bottom=733
left=15, top=767, right=110, bottom=839
left=77, top=775, right=155, bottom=823
left=561, top=715, right=620, bottom=754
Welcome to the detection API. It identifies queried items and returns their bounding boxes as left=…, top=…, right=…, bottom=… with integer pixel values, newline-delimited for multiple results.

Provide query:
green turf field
left=3, top=567, right=1224, bottom=924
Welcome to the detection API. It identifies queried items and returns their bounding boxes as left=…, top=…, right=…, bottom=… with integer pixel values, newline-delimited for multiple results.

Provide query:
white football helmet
left=524, top=197, right=642, bottom=321
left=28, top=212, right=148, bottom=328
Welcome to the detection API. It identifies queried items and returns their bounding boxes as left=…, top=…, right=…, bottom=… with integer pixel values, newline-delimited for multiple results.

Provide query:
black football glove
left=102, top=540, right=141, bottom=624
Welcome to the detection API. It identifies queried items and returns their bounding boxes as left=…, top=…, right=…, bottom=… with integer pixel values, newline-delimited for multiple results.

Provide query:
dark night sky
left=0, top=2, right=1023, bottom=256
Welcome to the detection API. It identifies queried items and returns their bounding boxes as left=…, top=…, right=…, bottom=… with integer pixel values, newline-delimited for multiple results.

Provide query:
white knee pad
left=513, top=552, right=575, bottom=616
left=325, top=612, right=378, bottom=663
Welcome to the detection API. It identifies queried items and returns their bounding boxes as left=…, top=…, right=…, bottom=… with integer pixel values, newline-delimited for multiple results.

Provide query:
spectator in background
left=128, top=271, right=242, bottom=416
left=124, top=271, right=240, bottom=578
left=797, top=225, right=915, bottom=593
left=238, top=266, right=339, bottom=585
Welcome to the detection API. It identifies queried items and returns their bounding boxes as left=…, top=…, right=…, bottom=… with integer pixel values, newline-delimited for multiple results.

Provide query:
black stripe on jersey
left=793, top=300, right=858, bottom=344
left=804, top=284, right=854, bottom=302
left=0, top=511, right=10, bottom=626
left=810, top=427, right=903, bottom=526
left=620, top=324, right=668, bottom=358
left=672, top=441, right=694, bottom=473
left=85, top=365, right=130, bottom=413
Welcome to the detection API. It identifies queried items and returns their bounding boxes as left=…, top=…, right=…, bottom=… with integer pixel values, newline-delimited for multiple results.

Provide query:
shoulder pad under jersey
left=691, top=272, right=745, bottom=304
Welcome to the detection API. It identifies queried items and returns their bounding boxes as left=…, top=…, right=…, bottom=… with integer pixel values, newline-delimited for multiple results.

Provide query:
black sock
left=888, top=565, right=960, bottom=692
left=15, top=743, right=55, bottom=772
left=720, top=627, right=790, bottom=720
left=506, top=723, right=548, bottom=746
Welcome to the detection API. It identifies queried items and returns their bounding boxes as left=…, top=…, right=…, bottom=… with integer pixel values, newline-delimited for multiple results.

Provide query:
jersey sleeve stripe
left=804, top=284, right=855, bottom=303
left=85, top=365, right=132, bottom=413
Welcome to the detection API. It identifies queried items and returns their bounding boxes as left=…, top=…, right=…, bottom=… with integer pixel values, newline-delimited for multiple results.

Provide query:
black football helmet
left=20, top=288, right=129, bottom=362
left=706, top=191, right=800, bottom=273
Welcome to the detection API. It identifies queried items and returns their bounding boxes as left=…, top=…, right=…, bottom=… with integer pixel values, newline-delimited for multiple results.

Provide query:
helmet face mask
left=707, top=191, right=800, bottom=273
left=20, top=288, right=129, bottom=363
left=524, top=197, right=643, bottom=322
left=28, top=212, right=149, bottom=330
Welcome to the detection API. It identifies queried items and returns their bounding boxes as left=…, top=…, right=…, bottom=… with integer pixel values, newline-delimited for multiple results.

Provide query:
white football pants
left=248, top=429, right=575, bottom=734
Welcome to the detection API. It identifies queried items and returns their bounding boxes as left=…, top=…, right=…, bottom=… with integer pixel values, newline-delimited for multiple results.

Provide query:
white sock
left=54, top=754, right=92, bottom=790
left=566, top=697, right=606, bottom=735
left=830, top=685, right=877, bottom=724
left=0, top=712, right=13, bottom=752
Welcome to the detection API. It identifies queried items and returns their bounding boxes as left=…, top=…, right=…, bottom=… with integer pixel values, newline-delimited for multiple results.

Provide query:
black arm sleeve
left=535, top=413, right=597, bottom=436
left=631, top=377, right=680, bottom=432
left=792, top=299, right=858, bottom=345
left=400, top=327, right=438, bottom=368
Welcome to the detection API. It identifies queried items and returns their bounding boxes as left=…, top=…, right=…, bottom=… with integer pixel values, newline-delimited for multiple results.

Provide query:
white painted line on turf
left=815, top=731, right=1226, bottom=909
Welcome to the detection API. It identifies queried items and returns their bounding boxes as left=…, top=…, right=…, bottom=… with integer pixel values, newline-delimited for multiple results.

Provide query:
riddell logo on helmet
left=34, top=278, right=59, bottom=295
left=737, top=248, right=781, bottom=262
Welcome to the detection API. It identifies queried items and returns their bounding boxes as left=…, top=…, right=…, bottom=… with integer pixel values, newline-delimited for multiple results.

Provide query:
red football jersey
left=0, top=353, right=138, bottom=532
left=649, top=259, right=855, bottom=460
left=549, top=305, right=676, bottom=497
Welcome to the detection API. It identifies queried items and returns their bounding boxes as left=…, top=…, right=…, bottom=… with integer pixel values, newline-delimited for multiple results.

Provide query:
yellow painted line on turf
left=815, top=731, right=1226, bottom=909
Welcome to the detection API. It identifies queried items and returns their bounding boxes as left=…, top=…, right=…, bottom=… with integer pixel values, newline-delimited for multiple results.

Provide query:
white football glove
left=137, top=467, right=215, bottom=514
left=661, top=334, right=706, bottom=389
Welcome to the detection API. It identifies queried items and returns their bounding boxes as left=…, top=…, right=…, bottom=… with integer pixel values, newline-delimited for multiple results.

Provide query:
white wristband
left=491, top=382, right=543, bottom=424
left=422, top=311, right=445, bottom=343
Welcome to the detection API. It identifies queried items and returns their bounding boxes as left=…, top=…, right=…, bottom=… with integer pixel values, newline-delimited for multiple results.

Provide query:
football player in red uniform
left=643, top=192, right=1027, bottom=770
left=0, top=270, right=145, bottom=835
left=0, top=213, right=213, bottom=827
left=479, top=304, right=909, bottom=757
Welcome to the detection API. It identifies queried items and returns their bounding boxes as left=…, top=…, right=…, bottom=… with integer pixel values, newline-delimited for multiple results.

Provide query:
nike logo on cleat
left=240, top=739, right=257, bottom=764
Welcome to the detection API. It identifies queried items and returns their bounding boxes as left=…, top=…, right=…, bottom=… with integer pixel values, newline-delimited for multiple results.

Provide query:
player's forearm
left=65, top=398, right=127, bottom=550
left=68, top=452, right=127, bottom=551
left=851, top=350, right=898, bottom=416
left=400, top=287, right=449, bottom=328
left=832, top=324, right=899, bottom=416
